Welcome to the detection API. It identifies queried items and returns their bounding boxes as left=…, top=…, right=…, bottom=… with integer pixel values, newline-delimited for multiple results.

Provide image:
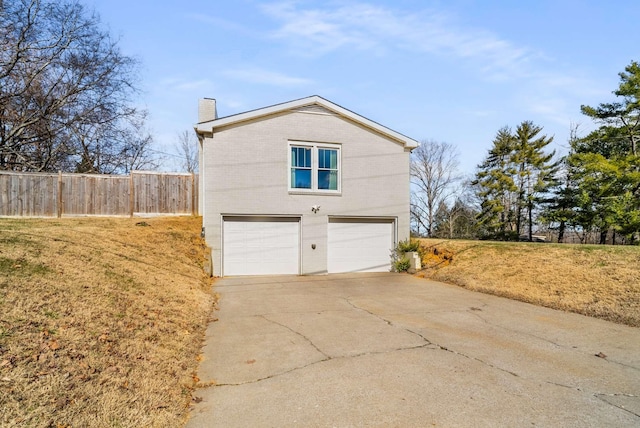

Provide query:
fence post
left=57, top=171, right=63, bottom=218
left=191, top=173, right=196, bottom=216
left=4, top=170, right=197, bottom=218
left=129, top=172, right=134, bottom=218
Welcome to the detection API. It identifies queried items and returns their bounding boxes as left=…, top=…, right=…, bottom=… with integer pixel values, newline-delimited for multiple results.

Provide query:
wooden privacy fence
left=0, top=171, right=198, bottom=217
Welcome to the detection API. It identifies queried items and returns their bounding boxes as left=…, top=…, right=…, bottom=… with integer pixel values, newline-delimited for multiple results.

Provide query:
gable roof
left=195, top=95, right=418, bottom=149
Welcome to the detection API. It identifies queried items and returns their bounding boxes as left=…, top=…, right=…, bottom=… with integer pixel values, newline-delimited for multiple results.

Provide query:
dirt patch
left=417, top=238, right=640, bottom=327
left=0, top=216, right=215, bottom=427
left=417, top=245, right=454, bottom=270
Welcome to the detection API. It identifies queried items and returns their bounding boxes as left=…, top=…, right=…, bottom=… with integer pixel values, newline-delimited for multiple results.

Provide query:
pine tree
left=539, top=154, right=579, bottom=243
left=569, top=152, right=622, bottom=243
left=570, top=60, right=640, bottom=244
left=581, top=60, right=640, bottom=156
left=512, top=121, right=558, bottom=241
left=473, top=127, right=518, bottom=239
left=474, top=123, right=556, bottom=241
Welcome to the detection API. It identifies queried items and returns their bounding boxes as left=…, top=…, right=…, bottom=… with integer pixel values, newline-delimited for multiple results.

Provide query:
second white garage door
left=223, top=217, right=300, bottom=276
left=327, top=218, right=395, bottom=273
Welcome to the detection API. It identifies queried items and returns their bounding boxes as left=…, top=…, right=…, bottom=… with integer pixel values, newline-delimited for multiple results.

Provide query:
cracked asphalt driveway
left=186, top=273, right=640, bottom=427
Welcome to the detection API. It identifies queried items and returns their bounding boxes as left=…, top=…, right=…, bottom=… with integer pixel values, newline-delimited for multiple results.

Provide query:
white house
left=195, top=95, right=418, bottom=276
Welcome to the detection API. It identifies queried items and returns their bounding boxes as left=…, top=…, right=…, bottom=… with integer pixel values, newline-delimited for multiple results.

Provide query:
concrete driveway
left=187, top=273, right=640, bottom=427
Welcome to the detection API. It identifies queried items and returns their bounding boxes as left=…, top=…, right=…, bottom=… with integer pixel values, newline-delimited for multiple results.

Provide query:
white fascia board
left=195, top=95, right=419, bottom=149
left=317, top=97, right=419, bottom=149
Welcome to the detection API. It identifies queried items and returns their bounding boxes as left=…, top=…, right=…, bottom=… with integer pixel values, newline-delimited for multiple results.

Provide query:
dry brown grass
left=417, top=239, right=640, bottom=327
left=0, top=216, right=215, bottom=427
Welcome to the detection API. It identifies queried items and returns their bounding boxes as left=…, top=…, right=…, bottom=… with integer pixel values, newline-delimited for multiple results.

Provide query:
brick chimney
left=198, top=98, right=217, bottom=123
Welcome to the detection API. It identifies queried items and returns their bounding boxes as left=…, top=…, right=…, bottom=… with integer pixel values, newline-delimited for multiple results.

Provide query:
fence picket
left=0, top=171, right=198, bottom=217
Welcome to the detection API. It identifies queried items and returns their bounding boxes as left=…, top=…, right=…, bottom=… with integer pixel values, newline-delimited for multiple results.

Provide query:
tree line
left=0, top=0, right=197, bottom=174
left=0, top=0, right=155, bottom=173
left=411, top=60, right=640, bottom=245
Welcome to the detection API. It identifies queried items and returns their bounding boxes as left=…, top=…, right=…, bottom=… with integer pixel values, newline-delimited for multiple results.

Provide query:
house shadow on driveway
left=187, top=273, right=640, bottom=427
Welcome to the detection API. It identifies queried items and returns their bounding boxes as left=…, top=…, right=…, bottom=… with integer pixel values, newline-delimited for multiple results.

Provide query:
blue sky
left=86, top=0, right=640, bottom=174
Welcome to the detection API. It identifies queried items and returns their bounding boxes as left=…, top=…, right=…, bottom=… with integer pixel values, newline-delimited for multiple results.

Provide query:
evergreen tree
left=568, top=152, right=619, bottom=243
left=473, top=123, right=556, bottom=241
left=432, top=198, right=479, bottom=239
left=513, top=121, right=558, bottom=241
left=473, top=127, right=518, bottom=239
left=580, top=60, right=640, bottom=156
left=539, top=156, right=578, bottom=243
left=569, top=60, right=640, bottom=244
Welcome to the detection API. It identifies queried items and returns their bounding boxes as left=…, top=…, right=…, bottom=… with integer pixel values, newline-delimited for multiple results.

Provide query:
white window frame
left=288, top=141, right=341, bottom=194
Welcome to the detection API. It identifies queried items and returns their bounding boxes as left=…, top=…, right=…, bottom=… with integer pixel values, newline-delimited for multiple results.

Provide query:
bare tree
left=0, top=0, right=151, bottom=173
left=432, top=180, right=479, bottom=239
left=118, top=112, right=159, bottom=173
left=410, top=192, right=429, bottom=236
left=74, top=110, right=159, bottom=173
left=176, top=130, right=198, bottom=173
left=410, top=140, right=461, bottom=237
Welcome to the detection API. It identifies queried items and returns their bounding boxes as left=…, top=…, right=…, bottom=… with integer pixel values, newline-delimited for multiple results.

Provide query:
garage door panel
left=328, top=220, right=394, bottom=273
left=223, top=218, right=299, bottom=276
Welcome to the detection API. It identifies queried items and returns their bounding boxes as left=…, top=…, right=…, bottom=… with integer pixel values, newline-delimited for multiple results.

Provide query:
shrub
left=391, top=239, right=423, bottom=272
left=397, top=238, right=420, bottom=253
left=393, top=257, right=411, bottom=272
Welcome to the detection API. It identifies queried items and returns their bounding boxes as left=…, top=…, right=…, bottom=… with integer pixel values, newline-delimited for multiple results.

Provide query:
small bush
left=393, top=257, right=411, bottom=272
left=397, top=238, right=420, bottom=253
left=391, top=239, right=423, bottom=272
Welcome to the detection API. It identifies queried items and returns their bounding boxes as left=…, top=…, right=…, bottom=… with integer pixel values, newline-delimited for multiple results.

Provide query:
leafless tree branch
left=410, top=139, right=461, bottom=237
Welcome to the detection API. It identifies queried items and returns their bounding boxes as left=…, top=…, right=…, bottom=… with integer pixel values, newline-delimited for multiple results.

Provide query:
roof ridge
left=195, top=95, right=418, bottom=149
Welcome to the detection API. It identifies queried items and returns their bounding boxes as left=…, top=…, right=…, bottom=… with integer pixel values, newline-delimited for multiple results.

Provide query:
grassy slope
left=418, top=238, right=640, bottom=327
left=0, top=216, right=214, bottom=427
left=2, top=219, right=637, bottom=426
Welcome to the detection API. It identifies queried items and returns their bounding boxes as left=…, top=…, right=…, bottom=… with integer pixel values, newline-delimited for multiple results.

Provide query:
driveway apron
left=186, top=273, right=640, bottom=427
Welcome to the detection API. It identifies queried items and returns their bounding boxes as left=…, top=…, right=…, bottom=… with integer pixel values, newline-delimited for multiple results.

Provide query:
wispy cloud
left=186, top=13, right=252, bottom=35
left=159, top=78, right=214, bottom=92
left=260, top=1, right=605, bottom=126
left=175, top=79, right=214, bottom=91
left=512, top=68, right=607, bottom=127
left=221, top=68, right=313, bottom=86
left=261, top=2, right=536, bottom=77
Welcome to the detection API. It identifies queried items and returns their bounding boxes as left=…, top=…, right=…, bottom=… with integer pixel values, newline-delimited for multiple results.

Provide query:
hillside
left=2, top=219, right=638, bottom=426
left=417, top=239, right=640, bottom=327
left=0, top=216, right=214, bottom=427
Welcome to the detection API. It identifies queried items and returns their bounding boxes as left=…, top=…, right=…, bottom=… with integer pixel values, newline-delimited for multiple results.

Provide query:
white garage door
left=328, top=218, right=395, bottom=273
left=223, top=217, right=300, bottom=276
